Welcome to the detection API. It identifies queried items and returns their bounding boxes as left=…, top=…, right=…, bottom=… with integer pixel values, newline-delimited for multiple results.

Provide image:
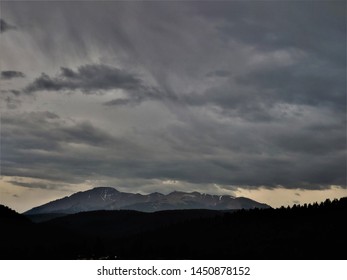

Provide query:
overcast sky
left=0, top=0, right=346, bottom=212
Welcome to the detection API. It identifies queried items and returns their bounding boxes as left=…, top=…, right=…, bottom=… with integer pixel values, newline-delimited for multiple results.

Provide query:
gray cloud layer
left=1, top=1, right=346, bottom=191
left=2, top=107, right=345, bottom=189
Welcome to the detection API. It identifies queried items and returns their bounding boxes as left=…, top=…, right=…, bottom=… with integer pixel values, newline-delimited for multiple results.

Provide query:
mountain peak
left=25, top=187, right=270, bottom=215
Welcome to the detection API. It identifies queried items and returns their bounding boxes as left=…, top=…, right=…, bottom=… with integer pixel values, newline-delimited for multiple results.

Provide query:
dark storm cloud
left=0, top=19, right=16, bottom=33
left=1, top=71, right=25, bottom=80
left=1, top=1, right=346, bottom=191
left=3, top=107, right=345, bottom=190
left=24, top=63, right=174, bottom=106
left=103, top=87, right=177, bottom=107
left=25, top=64, right=143, bottom=93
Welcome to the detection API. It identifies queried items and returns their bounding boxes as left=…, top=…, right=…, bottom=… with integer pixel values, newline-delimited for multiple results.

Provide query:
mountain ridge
left=25, top=186, right=270, bottom=215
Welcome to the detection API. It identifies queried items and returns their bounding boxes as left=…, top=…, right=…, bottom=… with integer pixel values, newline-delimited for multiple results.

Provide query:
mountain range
left=25, top=187, right=269, bottom=214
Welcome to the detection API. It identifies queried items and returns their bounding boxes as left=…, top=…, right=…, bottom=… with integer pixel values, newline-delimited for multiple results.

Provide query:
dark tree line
left=1, top=197, right=346, bottom=260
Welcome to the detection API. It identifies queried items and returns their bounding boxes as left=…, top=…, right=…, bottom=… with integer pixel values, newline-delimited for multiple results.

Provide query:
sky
left=0, top=0, right=346, bottom=213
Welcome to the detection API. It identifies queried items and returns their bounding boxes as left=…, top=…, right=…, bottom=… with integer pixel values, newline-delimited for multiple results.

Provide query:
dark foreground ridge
left=1, top=197, right=346, bottom=259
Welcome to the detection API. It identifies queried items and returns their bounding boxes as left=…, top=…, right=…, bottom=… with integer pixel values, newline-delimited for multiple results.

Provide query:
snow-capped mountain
left=25, top=187, right=270, bottom=214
